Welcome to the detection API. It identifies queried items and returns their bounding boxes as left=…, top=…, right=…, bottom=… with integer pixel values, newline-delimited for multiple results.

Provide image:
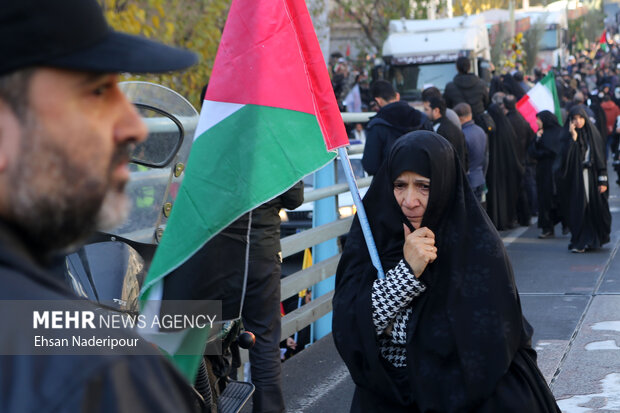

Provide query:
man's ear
left=0, top=100, right=17, bottom=172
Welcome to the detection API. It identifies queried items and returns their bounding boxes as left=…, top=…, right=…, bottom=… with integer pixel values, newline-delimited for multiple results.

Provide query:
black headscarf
left=564, top=106, right=606, bottom=172
left=489, top=75, right=506, bottom=97
left=537, top=110, right=565, bottom=155
left=502, top=73, right=526, bottom=100
left=333, top=131, right=530, bottom=411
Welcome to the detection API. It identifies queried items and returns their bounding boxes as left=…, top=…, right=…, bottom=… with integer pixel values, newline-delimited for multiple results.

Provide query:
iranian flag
left=516, top=71, right=562, bottom=132
left=140, top=0, right=349, bottom=382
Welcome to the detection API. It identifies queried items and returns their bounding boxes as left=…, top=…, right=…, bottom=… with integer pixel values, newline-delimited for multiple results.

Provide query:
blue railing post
left=311, top=160, right=338, bottom=342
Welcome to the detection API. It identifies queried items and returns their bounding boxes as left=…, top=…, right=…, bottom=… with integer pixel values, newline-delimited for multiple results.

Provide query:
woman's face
left=571, top=115, right=586, bottom=129
left=536, top=116, right=543, bottom=130
left=393, top=171, right=430, bottom=229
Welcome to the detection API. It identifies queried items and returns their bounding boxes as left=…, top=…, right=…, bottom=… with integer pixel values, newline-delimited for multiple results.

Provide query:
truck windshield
left=540, top=29, right=559, bottom=50
left=388, top=63, right=457, bottom=101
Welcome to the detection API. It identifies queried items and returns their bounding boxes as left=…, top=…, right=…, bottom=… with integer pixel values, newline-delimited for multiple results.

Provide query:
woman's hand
left=569, top=122, right=578, bottom=141
left=599, top=185, right=608, bottom=194
left=403, top=225, right=437, bottom=278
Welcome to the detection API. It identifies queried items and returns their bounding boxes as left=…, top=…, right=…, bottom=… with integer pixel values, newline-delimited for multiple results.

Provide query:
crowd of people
left=348, top=46, right=620, bottom=254
left=3, top=0, right=618, bottom=409
left=331, top=43, right=620, bottom=413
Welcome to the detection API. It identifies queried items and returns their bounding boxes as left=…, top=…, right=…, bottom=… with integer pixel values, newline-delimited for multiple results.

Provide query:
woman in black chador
left=332, top=131, right=559, bottom=412
left=486, top=103, right=524, bottom=230
left=558, top=106, right=611, bottom=253
left=529, top=110, right=565, bottom=238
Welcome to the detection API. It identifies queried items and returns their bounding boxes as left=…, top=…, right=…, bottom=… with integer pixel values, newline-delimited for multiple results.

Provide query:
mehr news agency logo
left=31, top=308, right=217, bottom=350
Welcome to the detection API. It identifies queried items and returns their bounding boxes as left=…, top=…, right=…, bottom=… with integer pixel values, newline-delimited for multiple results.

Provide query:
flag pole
left=337, top=147, right=385, bottom=279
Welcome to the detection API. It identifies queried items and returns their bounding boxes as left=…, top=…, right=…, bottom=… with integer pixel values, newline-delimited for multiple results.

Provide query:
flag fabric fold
left=600, top=30, right=609, bottom=53
left=139, top=0, right=349, bottom=382
left=516, top=71, right=562, bottom=132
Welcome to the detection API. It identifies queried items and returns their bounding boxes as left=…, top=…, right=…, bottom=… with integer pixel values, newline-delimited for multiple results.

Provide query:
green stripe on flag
left=140, top=104, right=336, bottom=382
left=540, top=72, right=563, bottom=126
left=146, top=104, right=335, bottom=285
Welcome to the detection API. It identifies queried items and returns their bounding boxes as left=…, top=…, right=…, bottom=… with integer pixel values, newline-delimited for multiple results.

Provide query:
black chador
left=558, top=106, right=611, bottom=252
left=332, top=131, right=560, bottom=412
left=528, top=110, right=565, bottom=236
left=485, top=103, right=523, bottom=230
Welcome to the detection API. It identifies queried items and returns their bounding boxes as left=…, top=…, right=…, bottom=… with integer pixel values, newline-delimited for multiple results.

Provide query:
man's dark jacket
left=0, top=222, right=199, bottom=412
left=251, top=181, right=304, bottom=258
left=434, top=117, right=469, bottom=172
left=444, top=73, right=489, bottom=117
left=362, top=100, right=431, bottom=175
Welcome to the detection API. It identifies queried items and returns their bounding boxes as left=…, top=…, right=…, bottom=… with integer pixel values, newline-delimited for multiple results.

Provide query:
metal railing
left=279, top=142, right=370, bottom=342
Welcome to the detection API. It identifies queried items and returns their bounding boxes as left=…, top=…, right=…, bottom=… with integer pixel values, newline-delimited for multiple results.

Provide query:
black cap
left=0, top=0, right=198, bottom=76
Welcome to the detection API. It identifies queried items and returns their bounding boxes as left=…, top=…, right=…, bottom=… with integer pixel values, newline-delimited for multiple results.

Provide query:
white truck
left=381, top=15, right=491, bottom=102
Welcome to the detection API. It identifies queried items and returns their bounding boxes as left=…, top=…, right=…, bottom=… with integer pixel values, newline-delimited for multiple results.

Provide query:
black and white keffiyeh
left=371, top=260, right=425, bottom=367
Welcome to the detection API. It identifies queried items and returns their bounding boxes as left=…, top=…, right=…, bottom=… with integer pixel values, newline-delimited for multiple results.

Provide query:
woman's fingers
left=403, top=229, right=438, bottom=278
left=403, top=223, right=412, bottom=238
left=413, top=226, right=435, bottom=239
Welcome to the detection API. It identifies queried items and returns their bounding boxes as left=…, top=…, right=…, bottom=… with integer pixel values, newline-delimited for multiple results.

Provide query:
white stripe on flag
left=195, top=100, right=245, bottom=141
left=527, top=83, right=555, bottom=113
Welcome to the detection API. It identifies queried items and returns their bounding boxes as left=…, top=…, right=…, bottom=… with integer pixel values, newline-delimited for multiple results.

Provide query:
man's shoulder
left=463, top=121, right=486, bottom=136
left=0, top=264, right=196, bottom=411
left=1, top=352, right=194, bottom=412
left=0, top=260, right=73, bottom=300
left=367, top=116, right=392, bottom=129
left=366, top=116, right=406, bottom=136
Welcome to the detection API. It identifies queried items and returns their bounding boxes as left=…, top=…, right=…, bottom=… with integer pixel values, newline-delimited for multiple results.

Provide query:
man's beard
left=96, top=187, right=130, bottom=232
left=8, top=115, right=131, bottom=256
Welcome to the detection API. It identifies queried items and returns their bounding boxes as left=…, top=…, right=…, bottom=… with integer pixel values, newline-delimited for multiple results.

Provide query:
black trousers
left=242, top=254, right=285, bottom=413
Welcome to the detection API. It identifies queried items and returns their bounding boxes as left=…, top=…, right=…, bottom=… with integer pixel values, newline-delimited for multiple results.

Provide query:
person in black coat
left=332, top=131, right=560, bottom=413
left=243, top=182, right=304, bottom=412
left=528, top=111, right=565, bottom=238
left=558, top=107, right=611, bottom=253
left=444, top=56, right=490, bottom=117
left=423, top=95, right=468, bottom=171
left=362, top=80, right=431, bottom=175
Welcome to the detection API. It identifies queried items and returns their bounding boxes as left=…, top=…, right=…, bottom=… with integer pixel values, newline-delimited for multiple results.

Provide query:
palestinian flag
left=600, top=30, right=609, bottom=53
left=516, top=71, right=562, bottom=132
left=140, top=0, right=349, bottom=383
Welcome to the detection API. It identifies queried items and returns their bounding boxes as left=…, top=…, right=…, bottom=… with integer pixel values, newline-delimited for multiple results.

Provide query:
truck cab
left=381, top=15, right=491, bottom=102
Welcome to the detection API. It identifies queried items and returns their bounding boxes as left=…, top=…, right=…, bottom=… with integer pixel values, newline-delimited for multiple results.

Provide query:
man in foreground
left=0, top=0, right=202, bottom=410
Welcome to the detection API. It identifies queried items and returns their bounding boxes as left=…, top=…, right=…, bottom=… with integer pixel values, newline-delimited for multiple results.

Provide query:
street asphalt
left=243, top=189, right=620, bottom=413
